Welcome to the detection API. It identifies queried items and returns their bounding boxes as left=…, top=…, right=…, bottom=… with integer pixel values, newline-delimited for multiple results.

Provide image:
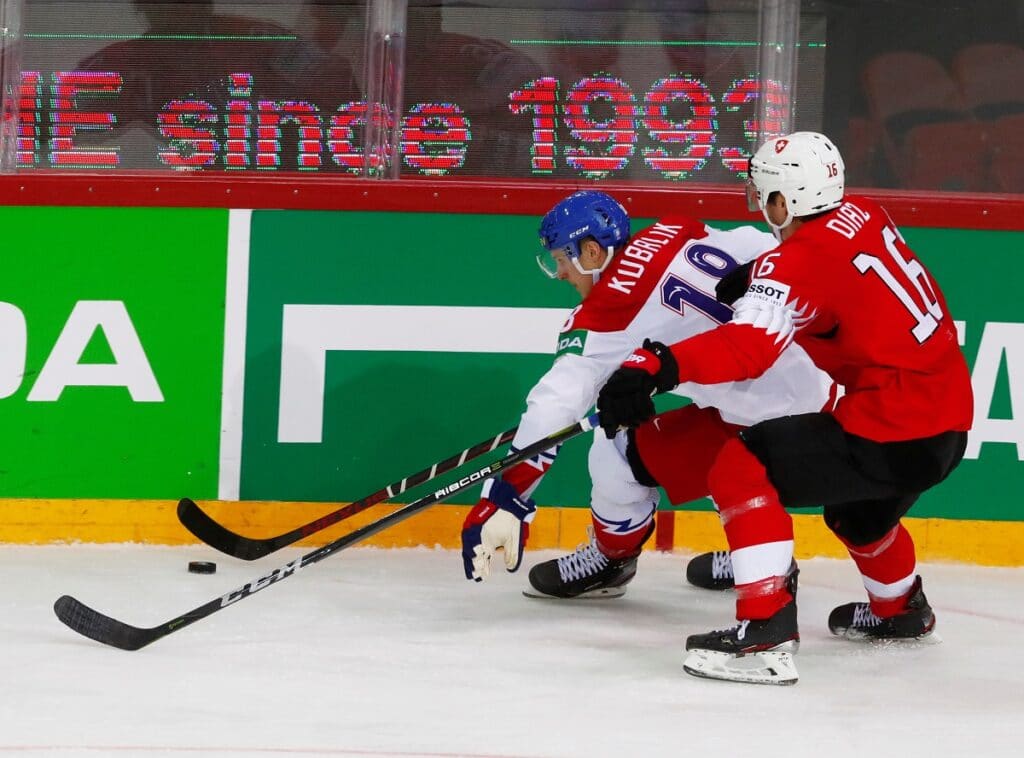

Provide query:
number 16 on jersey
left=853, top=226, right=944, bottom=344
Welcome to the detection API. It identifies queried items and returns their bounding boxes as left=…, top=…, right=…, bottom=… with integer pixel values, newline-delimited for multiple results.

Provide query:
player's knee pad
left=624, top=428, right=659, bottom=487
left=824, top=506, right=899, bottom=546
left=589, top=432, right=659, bottom=527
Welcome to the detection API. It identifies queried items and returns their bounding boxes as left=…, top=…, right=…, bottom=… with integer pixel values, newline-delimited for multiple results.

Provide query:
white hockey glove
left=461, top=477, right=537, bottom=582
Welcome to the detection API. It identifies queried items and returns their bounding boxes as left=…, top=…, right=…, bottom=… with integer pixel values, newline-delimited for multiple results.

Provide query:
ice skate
left=524, top=527, right=639, bottom=599
left=683, top=569, right=800, bottom=685
left=685, top=550, right=735, bottom=590
left=828, top=575, right=937, bottom=642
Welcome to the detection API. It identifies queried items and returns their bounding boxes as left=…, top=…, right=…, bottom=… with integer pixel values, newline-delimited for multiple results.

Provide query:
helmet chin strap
left=571, top=245, right=615, bottom=281
left=761, top=202, right=795, bottom=242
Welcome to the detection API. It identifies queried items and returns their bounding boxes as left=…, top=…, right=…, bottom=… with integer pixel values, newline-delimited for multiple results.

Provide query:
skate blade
left=833, top=628, right=943, bottom=645
left=689, top=583, right=735, bottom=592
left=683, top=647, right=799, bottom=686
left=522, top=586, right=627, bottom=600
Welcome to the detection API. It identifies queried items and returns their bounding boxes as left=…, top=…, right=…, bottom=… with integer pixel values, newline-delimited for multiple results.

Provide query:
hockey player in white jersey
left=461, top=190, right=834, bottom=598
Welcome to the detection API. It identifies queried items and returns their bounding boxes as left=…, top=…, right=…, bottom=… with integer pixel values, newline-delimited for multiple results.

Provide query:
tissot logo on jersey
left=607, top=223, right=683, bottom=295
left=746, top=279, right=791, bottom=305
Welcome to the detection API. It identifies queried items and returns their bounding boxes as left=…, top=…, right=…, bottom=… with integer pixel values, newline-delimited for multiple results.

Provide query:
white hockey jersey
left=501, top=216, right=833, bottom=500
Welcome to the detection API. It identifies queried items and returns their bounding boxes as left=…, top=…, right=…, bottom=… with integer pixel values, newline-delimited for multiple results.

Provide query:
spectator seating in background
left=862, top=51, right=988, bottom=191
left=951, top=43, right=1024, bottom=120
left=842, top=116, right=884, bottom=188
left=951, top=43, right=1024, bottom=193
left=984, top=114, right=1024, bottom=194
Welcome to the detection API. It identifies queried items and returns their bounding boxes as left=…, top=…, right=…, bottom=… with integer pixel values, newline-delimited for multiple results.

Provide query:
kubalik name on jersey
left=607, top=223, right=684, bottom=295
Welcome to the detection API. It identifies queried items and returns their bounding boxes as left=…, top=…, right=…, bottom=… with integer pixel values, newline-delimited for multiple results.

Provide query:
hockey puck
left=188, top=561, right=217, bottom=575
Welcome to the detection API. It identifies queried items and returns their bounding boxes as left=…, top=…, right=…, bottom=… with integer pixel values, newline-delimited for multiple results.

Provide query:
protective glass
left=745, top=177, right=761, bottom=212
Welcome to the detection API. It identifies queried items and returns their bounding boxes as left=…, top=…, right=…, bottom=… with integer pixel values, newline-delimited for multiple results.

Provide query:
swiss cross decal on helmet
left=537, top=190, right=631, bottom=279
left=747, top=131, right=845, bottom=233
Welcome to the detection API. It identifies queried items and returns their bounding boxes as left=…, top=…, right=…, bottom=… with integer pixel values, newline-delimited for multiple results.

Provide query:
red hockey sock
left=592, top=513, right=654, bottom=560
left=838, top=524, right=917, bottom=618
left=709, top=439, right=794, bottom=619
left=869, top=589, right=916, bottom=618
left=735, top=574, right=794, bottom=619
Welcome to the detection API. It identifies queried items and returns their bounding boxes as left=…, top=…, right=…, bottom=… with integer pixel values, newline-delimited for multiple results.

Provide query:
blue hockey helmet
left=537, top=191, right=630, bottom=279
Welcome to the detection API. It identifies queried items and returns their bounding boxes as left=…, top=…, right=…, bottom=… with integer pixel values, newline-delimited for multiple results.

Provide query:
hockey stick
left=53, top=413, right=599, bottom=651
left=178, top=425, right=519, bottom=560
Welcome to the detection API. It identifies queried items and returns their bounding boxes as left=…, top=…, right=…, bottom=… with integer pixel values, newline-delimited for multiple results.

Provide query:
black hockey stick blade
left=177, top=499, right=258, bottom=559
left=55, top=414, right=599, bottom=650
left=55, top=595, right=163, bottom=651
left=178, top=425, right=519, bottom=560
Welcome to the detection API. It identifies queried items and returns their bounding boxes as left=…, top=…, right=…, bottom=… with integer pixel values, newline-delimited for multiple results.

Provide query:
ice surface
left=3, top=544, right=1023, bottom=757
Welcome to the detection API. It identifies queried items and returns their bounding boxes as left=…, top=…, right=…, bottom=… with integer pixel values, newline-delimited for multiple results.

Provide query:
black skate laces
left=706, top=619, right=750, bottom=639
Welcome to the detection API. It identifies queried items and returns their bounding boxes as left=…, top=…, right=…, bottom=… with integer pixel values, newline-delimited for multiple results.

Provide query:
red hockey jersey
left=669, top=195, right=974, bottom=442
left=498, top=216, right=832, bottom=499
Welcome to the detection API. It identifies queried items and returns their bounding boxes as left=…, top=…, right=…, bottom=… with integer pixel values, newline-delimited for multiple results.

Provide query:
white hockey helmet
left=746, top=131, right=845, bottom=233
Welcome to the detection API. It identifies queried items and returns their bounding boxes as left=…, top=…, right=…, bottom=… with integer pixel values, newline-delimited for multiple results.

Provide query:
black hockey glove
left=597, top=339, right=679, bottom=439
left=715, top=260, right=755, bottom=305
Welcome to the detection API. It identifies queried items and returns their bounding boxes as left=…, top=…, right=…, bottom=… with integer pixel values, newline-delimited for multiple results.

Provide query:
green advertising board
left=903, top=226, right=1023, bottom=519
left=2, top=205, right=1019, bottom=523
left=0, top=206, right=228, bottom=498
left=239, top=210, right=593, bottom=506
left=239, top=210, right=1023, bottom=521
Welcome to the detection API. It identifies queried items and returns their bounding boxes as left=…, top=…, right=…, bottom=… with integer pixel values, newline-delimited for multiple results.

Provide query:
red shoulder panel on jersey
left=573, top=216, right=708, bottom=333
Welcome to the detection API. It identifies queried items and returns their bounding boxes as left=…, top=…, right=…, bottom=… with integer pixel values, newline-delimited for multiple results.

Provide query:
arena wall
left=1, top=176, right=1020, bottom=564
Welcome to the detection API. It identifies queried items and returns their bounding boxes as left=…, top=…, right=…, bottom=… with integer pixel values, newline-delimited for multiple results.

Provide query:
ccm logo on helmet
left=746, top=279, right=791, bottom=304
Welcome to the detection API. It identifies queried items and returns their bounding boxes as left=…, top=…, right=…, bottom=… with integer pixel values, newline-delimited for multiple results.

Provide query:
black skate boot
left=828, top=575, right=936, bottom=641
left=686, top=550, right=735, bottom=591
left=524, top=528, right=640, bottom=599
left=683, top=569, right=800, bottom=685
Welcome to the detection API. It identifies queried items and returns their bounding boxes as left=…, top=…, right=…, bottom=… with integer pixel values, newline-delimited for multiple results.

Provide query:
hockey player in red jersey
left=598, top=131, right=973, bottom=685
left=460, top=190, right=834, bottom=602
